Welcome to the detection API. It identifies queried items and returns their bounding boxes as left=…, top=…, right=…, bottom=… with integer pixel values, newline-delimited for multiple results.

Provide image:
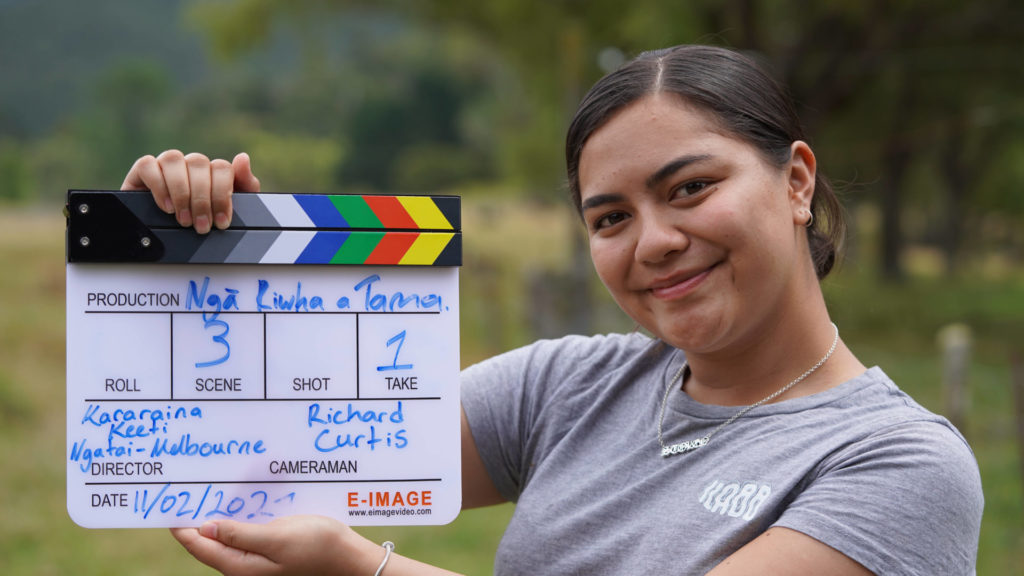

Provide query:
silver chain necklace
left=658, top=323, right=839, bottom=457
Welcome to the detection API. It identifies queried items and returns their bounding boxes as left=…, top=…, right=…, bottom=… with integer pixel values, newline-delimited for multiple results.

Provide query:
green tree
left=0, top=139, right=33, bottom=202
left=76, top=60, right=171, bottom=185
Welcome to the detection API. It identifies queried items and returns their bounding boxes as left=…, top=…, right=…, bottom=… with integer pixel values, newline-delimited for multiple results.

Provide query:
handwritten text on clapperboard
left=67, top=265, right=461, bottom=528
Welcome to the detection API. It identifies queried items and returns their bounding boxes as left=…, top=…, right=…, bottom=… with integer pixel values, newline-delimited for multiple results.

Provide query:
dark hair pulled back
left=565, top=45, right=845, bottom=279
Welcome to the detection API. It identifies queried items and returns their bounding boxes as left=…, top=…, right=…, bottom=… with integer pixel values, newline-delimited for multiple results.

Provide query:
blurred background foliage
left=1, top=0, right=1023, bottom=574
left=1, top=0, right=1022, bottom=281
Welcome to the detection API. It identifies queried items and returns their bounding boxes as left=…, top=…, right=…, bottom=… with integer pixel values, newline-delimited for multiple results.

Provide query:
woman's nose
left=635, top=212, right=689, bottom=264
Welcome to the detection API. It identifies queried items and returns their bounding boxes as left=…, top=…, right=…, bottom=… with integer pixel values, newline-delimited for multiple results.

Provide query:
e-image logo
left=698, top=479, right=771, bottom=521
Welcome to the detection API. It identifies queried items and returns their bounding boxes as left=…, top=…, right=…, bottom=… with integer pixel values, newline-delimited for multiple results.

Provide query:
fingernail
left=163, top=199, right=174, bottom=213
left=178, top=209, right=192, bottom=227
left=214, top=212, right=229, bottom=230
left=195, top=215, right=211, bottom=234
left=199, top=522, right=218, bottom=538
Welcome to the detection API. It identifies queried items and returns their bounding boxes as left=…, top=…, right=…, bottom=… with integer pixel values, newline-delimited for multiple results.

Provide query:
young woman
left=124, top=45, right=983, bottom=575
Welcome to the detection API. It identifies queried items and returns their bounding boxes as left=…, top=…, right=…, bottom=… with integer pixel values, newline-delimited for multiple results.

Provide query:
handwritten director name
left=69, top=400, right=409, bottom=474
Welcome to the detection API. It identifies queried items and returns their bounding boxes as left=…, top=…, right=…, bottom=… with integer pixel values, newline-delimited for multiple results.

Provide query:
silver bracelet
left=373, top=541, right=395, bottom=576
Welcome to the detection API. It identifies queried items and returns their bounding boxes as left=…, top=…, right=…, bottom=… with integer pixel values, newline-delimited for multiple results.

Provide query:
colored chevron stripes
left=296, top=231, right=457, bottom=265
left=147, top=229, right=461, bottom=266
left=232, top=193, right=459, bottom=231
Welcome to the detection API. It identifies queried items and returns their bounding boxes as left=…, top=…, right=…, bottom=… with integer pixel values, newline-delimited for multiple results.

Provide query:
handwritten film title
left=86, top=273, right=448, bottom=314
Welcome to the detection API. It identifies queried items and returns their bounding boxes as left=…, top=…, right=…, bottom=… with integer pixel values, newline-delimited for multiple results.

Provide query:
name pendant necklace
left=658, top=323, right=839, bottom=457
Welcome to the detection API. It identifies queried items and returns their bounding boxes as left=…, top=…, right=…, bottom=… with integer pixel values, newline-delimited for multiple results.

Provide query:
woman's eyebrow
left=581, top=193, right=624, bottom=212
left=645, top=154, right=713, bottom=189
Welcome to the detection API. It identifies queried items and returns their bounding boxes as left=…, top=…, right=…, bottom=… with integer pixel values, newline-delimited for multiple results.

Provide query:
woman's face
left=578, top=93, right=814, bottom=354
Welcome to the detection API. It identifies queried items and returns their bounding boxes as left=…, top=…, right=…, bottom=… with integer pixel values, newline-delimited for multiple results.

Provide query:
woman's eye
left=594, top=212, right=628, bottom=230
left=674, top=181, right=710, bottom=197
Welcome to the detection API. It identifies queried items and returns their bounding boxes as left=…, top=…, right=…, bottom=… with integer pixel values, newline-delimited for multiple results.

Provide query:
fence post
left=938, top=323, right=972, bottom=435
left=1010, top=350, right=1024, bottom=506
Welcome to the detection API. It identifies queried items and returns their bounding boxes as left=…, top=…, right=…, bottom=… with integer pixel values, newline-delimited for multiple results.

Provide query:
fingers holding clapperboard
left=121, top=151, right=261, bottom=233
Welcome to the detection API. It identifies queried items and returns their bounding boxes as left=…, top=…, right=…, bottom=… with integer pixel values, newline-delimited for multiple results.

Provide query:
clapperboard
left=65, top=190, right=462, bottom=528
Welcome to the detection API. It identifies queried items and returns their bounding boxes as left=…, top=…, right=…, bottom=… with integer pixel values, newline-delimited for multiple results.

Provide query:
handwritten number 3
left=377, top=330, right=414, bottom=372
left=196, top=311, right=231, bottom=368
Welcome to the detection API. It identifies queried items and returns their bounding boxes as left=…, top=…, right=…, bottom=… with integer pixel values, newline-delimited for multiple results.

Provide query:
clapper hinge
left=66, top=191, right=165, bottom=263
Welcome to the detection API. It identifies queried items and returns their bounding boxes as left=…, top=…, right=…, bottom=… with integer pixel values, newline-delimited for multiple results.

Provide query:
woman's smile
left=646, top=263, right=718, bottom=301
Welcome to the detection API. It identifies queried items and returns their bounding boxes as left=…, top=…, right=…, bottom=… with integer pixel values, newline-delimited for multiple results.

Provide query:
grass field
left=1, top=199, right=1022, bottom=574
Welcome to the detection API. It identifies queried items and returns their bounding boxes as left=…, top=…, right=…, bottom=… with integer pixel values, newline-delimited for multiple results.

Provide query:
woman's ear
left=787, top=141, right=816, bottom=226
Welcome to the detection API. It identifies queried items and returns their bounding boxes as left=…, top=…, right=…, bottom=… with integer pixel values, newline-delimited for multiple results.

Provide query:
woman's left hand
left=170, top=515, right=381, bottom=576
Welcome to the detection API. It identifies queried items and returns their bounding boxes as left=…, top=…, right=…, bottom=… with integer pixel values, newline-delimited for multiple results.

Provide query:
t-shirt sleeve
left=460, top=333, right=651, bottom=503
left=459, top=342, right=539, bottom=502
left=774, top=420, right=984, bottom=575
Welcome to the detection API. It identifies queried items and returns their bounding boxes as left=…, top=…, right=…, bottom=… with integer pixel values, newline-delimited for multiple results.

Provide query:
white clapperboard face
left=65, top=190, right=462, bottom=528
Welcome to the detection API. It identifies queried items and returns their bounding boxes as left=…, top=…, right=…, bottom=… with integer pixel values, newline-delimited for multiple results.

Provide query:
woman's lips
left=649, top=264, right=716, bottom=300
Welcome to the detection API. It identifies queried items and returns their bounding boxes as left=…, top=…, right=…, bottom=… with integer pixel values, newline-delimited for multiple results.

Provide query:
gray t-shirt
left=461, top=333, right=983, bottom=575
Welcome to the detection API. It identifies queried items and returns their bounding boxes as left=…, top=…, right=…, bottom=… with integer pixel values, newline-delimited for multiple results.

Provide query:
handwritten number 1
left=377, top=330, right=414, bottom=372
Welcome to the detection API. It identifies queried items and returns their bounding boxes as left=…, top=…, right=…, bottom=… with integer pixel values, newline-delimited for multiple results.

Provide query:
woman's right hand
left=121, top=150, right=261, bottom=234
left=171, top=515, right=381, bottom=576
left=171, top=515, right=465, bottom=576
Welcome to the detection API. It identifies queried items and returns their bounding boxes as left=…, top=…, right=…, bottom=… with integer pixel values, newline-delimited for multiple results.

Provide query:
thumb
left=172, top=523, right=277, bottom=576
left=232, top=152, right=261, bottom=192
left=200, top=519, right=278, bottom=554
